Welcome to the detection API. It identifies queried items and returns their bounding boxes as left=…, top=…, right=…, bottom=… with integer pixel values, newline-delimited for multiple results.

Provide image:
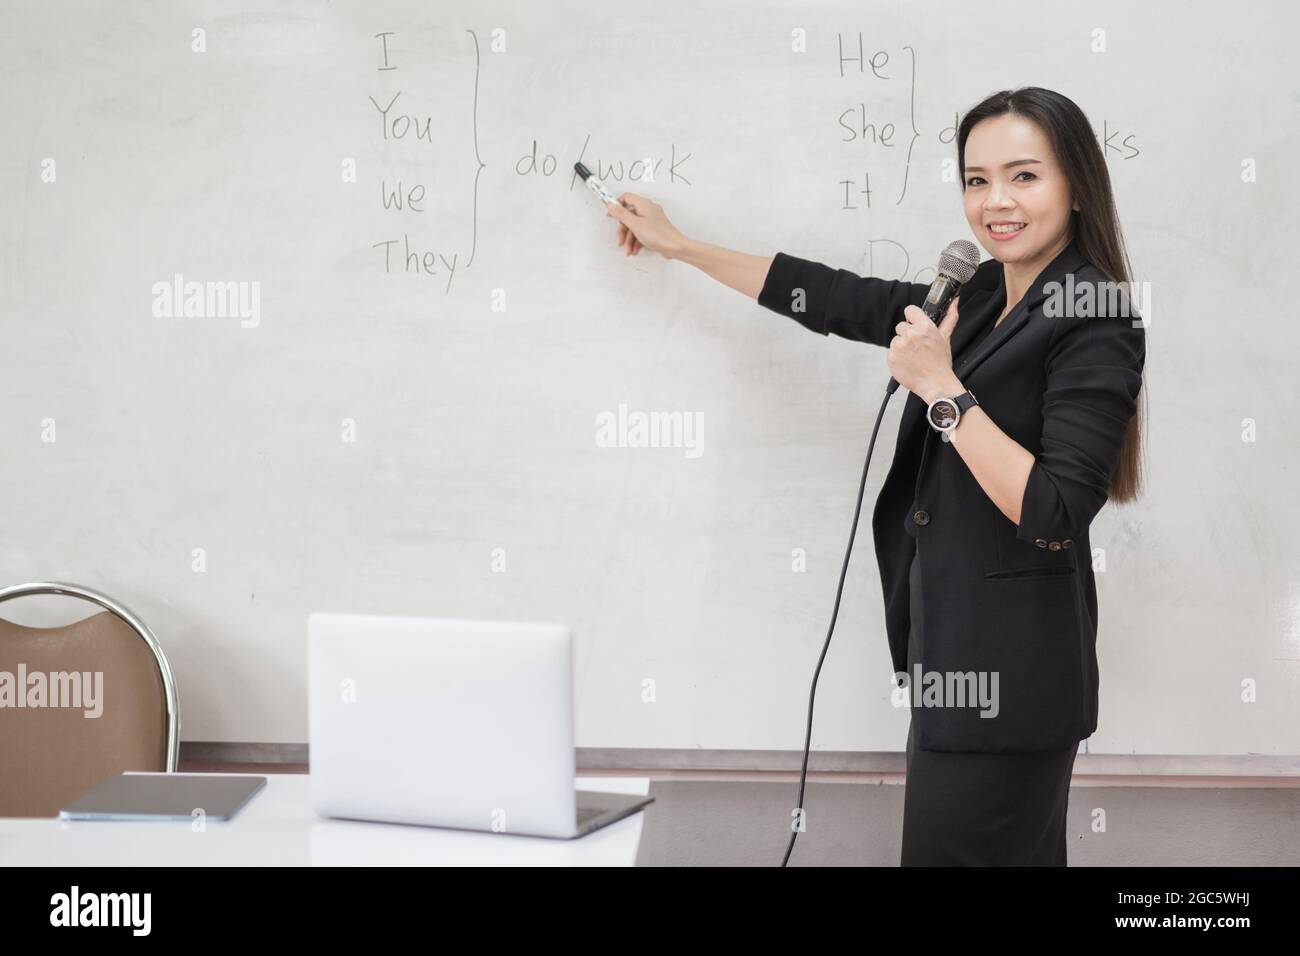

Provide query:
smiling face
left=962, top=113, right=1079, bottom=269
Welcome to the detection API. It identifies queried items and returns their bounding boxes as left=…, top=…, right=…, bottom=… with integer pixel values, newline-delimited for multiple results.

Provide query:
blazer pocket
left=984, top=565, right=1077, bottom=581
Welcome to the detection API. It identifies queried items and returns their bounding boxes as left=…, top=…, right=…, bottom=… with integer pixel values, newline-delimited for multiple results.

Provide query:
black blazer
left=757, top=239, right=1145, bottom=753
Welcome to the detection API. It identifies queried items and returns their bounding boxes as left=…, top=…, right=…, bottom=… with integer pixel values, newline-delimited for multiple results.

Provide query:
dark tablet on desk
left=59, top=772, right=266, bottom=821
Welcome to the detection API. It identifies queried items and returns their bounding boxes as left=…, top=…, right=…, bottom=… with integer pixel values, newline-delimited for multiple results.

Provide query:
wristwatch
left=926, top=388, right=979, bottom=441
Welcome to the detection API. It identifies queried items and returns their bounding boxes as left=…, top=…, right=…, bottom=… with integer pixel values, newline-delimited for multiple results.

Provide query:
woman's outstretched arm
left=605, top=192, right=928, bottom=346
left=677, top=239, right=775, bottom=301
left=604, top=193, right=773, bottom=299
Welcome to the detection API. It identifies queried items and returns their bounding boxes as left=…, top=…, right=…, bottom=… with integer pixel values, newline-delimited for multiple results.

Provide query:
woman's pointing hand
left=606, top=193, right=688, bottom=259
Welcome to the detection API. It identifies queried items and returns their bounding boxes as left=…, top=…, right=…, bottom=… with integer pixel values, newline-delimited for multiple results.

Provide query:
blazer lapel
left=953, top=239, right=1089, bottom=383
left=948, top=281, right=1001, bottom=363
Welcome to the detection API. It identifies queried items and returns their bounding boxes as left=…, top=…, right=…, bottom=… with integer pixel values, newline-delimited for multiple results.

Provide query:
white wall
left=2, top=0, right=1296, bottom=754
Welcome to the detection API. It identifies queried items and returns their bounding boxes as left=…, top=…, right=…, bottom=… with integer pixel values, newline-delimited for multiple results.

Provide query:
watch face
left=928, top=399, right=958, bottom=430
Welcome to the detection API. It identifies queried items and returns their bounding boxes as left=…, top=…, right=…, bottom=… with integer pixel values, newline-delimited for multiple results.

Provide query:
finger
left=939, top=296, right=961, bottom=338
left=903, top=304, right=927, bottom=326
left=895, top=320, right=909, bottom=335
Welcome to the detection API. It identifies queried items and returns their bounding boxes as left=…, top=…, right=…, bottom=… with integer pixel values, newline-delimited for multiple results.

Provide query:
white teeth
left=990, top=223, right=1026, bottom=234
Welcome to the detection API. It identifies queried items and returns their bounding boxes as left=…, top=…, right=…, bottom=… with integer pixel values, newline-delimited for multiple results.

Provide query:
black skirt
left=901, top=548, right=1079, bottom=866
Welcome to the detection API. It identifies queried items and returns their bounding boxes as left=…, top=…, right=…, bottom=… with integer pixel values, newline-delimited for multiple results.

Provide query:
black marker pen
left=574, top=162, right=624, bottom=208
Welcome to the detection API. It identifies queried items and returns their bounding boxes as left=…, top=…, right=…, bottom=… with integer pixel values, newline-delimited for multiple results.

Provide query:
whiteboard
left=2, top=0, right=1297, bottom=756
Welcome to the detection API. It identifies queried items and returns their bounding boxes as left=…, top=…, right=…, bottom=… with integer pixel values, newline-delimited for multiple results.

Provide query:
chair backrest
left=0, top=583, right=180, bottom=817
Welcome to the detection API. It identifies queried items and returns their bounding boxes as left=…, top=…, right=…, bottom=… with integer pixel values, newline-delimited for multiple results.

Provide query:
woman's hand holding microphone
left=888, top=300, right=964, bottom=403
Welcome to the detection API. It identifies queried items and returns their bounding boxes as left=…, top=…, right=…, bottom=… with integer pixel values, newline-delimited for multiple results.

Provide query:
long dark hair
left=957, top=87, right=1145, bottom=505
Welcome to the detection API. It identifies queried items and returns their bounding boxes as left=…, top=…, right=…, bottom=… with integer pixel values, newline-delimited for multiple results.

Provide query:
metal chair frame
left=0, top=581, right=180, bottom=771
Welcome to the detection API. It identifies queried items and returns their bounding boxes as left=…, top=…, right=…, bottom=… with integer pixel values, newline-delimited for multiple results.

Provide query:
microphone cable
left=781, top=377, right=897, bottom=866
left=776, top=239, right=975, bottom=865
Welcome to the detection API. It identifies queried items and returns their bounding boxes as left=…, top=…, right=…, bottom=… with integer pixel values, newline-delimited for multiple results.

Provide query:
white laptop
left=307, top=614, right=653, bottom=839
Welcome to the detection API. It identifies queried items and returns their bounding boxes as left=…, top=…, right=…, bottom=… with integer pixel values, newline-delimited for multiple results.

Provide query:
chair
left=0, top=582, right=180, bottom=817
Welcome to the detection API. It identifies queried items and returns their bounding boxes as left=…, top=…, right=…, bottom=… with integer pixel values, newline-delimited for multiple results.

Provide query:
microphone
left=885, top=240, right=981, bottom=395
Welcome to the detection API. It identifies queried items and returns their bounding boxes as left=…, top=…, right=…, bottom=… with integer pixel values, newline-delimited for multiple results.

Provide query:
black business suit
left=756, top=238, right=1145, bottom=864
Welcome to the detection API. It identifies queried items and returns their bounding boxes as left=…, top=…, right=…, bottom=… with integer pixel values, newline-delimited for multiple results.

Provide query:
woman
left=605, top=87, right=1146, bottom=866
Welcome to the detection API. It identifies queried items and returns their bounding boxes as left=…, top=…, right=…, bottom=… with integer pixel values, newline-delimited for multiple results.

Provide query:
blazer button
left=1062, top=539, right=1074, bottom=549
left=913, top=510, right=930, bottom=526
left=1048, top=541, right=1061, bottom=551
left=1034, top=538, right=1047, bottom=548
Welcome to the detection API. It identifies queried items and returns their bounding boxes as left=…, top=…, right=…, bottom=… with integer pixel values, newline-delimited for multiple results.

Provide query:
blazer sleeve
left=756, top=252, right=930, bottom=348
left=1015, top=308, right=1146, bottom=545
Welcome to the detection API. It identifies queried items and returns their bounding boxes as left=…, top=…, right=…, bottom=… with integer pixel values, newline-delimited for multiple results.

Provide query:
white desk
left=0, top=774, right=650, bottom=866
